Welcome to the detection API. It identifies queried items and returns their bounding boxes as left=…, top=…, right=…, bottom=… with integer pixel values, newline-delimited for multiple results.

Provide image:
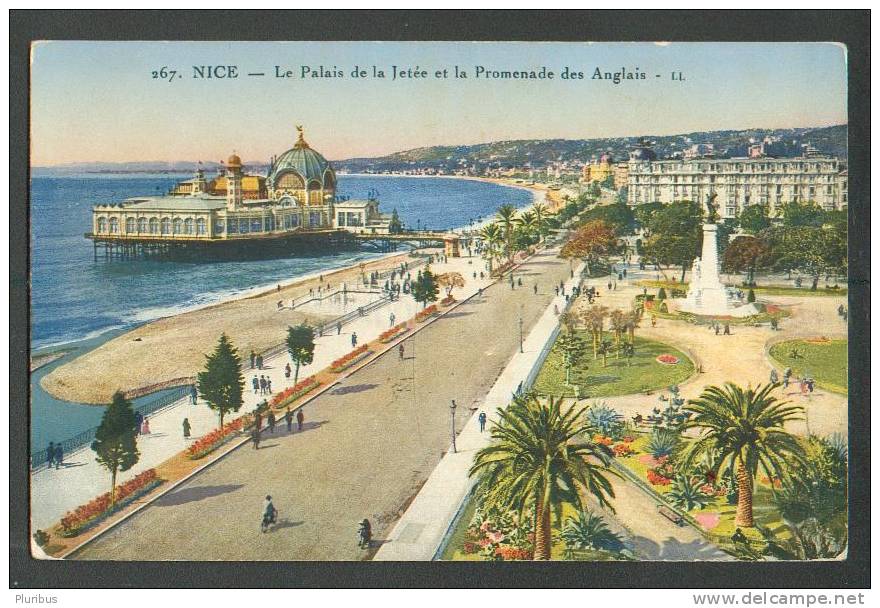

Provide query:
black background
left=9, top=9, right=870, bottom=589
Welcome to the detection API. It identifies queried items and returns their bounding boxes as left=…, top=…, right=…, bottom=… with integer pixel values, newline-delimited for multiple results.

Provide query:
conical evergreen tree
left=197, top=333, right=245, bottom=429
left=91, top=391, right=140, bottom=506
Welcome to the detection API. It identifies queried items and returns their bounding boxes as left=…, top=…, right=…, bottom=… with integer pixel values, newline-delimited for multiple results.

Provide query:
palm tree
left=495, top=203, right=519, bottom=262
left=624, top=309, right=642, bottom=343
left=681, top=382, right=806, bottom=528
left=609, top=309, right=626, bottom=357
left=479, top=223, right=504, bottom=272
left=578, top=305, right=609, bottom=360
left=469, top=394, right=617, bottom=560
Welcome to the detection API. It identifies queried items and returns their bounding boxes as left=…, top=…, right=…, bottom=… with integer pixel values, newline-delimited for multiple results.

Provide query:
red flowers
left=494, top=546, right=532, bottom=560
left=379, top=323, right=409, bottom=343
left=613, top=442, right=634, bottom=457
left=415, top=305, right=438, bottom=323
left=593, top=434, right=613, bottom=446
left=330, top=345, right=373, bottom=373
left=656, top=354, right=680, bottom=365
left=647, top=469, right=672, bottom=486
left=186, top=417, right=247, bottom=460
left=269, top=376, right=320, bottom=408
left=59, top=469, right=163, bottom=536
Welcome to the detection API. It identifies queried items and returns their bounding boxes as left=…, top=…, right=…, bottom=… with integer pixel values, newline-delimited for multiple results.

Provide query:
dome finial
left=294, top=125, right=308, bottom=149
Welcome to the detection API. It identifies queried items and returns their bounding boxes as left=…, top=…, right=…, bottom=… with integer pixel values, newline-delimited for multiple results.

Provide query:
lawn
left=637, top=279, right=847, bottom=297
left=769, top=338, right=848, bottom=394
left=532, top=334, right=695, bottom=399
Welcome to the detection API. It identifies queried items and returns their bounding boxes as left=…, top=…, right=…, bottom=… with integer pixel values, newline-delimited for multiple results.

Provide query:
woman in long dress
left=141, top=417, right=151, bottom=435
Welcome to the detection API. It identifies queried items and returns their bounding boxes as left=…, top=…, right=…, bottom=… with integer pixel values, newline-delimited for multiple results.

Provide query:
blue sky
left=30, top=41, right=847, bottom=165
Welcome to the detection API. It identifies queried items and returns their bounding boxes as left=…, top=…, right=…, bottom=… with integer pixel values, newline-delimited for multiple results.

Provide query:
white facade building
left=627, top=156, right=848, bottom=219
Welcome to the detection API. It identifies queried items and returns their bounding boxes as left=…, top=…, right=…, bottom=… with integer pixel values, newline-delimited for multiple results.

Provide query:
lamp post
left=519, top=307, right=524, bottom=354
left=450, top=399, right=458, bottom=453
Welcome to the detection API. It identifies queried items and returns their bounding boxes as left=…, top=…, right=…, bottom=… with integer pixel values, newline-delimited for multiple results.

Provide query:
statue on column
left=704, top=192, right=719, bottom=224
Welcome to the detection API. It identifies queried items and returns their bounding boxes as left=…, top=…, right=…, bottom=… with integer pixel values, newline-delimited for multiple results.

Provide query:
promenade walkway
left=31, top=253, right=491, bottom=531
left=71, top=247, right=573, bottom=560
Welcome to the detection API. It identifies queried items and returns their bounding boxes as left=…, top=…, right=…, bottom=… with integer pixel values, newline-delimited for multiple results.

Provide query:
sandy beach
left=41, top=251, right=423, bottom=404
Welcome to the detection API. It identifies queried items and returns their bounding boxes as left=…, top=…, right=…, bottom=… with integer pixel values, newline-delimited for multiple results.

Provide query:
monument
left=677, top=194, right=759, bottom=318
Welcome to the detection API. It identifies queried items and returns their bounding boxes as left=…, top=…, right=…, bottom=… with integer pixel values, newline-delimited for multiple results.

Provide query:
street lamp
left=519, top=307, right=524, bottom=354
left=450, top=399, right=458, bottom=453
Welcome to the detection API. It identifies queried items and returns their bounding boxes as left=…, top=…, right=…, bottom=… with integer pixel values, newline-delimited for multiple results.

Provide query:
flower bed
left=440, top=295, right=456, bottom=307
left=414, top=305, right=438, bottom=323
left=186, top=416, right=250, bottom=460
left=329, top=345, right=374, bottom=373
left=646, top=455, right=674, bottom=486
left=59, top=469, right=164, bottom=537
left=269, top=376, right=321, bottom=409
left=656, top=354, right=680, bottom=365
left=379, top=323, right=410, bottom=344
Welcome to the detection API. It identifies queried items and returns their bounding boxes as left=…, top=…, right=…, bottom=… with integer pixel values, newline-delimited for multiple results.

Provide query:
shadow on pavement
left=630, top=535, right=731, bottom=561
left=156, top=483, right=245, bottom=507
left=270, top=518, right=304, bottom=532
left=331, top=383, right=379, bottom=395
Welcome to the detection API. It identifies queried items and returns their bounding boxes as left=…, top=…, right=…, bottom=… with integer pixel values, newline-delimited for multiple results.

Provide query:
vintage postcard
left=23, top=35, right=855, bottom=570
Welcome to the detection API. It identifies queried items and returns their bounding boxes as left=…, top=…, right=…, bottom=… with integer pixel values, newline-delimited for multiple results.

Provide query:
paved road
left=73, top=249, right=573, bottom=560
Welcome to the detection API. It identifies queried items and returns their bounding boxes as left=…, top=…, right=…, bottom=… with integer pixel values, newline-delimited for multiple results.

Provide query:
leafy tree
left=197, top=333, right=245, bottom=429
left=436, top=271, right=466, bottom=297
left=577, top=203, right=635, bottom=236
left=597, top=339, right=614, bottom=368
left=470, top=395, right=617, bottom=560
left=559, top=220, right=618, bottom=276
left=388, top=208, right=403, bottom=234
left=556, top=332, right=585, bottom=386
left=723, top=235, right=772, bottom=285
left=411, top=266, right=440, bottom=308
left=776, top=435, right=847, bottom=526
left=737, top=204, right=771, bottom=234
left=286, top=324, right=316, bottom=385
left=682, top=383, right=806, bottom=527
left=620, top=341, right=635, bottom=366
left=763, top=225, right=846, bottom=290
left=641, top=202, right=702, bottom=282
left=92, top=391, right=140, bottom=506
left=747, top=289, right=756, bottom=303
left=778, top=201, right=826, bottom=228
left=633, top=201, right=665, bottom=232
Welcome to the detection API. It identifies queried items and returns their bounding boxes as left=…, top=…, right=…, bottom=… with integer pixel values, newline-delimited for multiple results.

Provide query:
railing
left=31, top=384, right=193, bottom=470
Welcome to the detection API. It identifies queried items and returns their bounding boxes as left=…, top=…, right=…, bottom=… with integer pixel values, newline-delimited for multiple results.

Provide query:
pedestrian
left=478, top=411, right=487, bottom=432
left=724, top=323, right=731, bottom=335
left=770, top=369, right=779, bottom=384
left=555, top=286, right=559, bottom=296
left=268, top=411, right=276, bottom=434
left=285, top=408, right=293, bottom=433
left=651, top=315, right=657, bottom=327
left=252, top=427, right=261, bottom=449
left=296, top=409, right=304, bottom=432
left=250, top=350, right=256, bottom=369
left=190, top=384, right=198, bottom=405
left=807, top=378, right=815, bottom=393
left=46, top=441, right=55, bottom=468
left=389, top=312, right=396, bottom=327
left=607, top=281, right=612, bottom=291
left=351, top=332, right=358, bottom=348
left=267, top=378, right=272, bottom=394
left=141, top=417, right=151, bottom=435
left=533, top=284, right=538, bottom=295
left=623, top=269, right=627, bottom=278
left=285, top=363, right=291, bottom=379
left=54, top=444, right=63, bottom=469
left=252, top=375, right=259, bottom=394
left=259, top=376, right=267, bottom=395
left=182, top=417, right=191, bottom=439
left=714, top=324, right=720, bottom=336
left=800, top=378, right=808, bottom=395
left=399, top=343, right=405, bottom=360
left=337, top=322, right=342, bottom=335
left=553, top=304, right=559, bottom=315
left=518, top=277, right=522, bottom=287
left=134, top=410, right=144, bottom=435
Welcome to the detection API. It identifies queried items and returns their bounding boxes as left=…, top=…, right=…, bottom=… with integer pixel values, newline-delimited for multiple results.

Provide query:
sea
left=29, top=173, right=534, bottom=448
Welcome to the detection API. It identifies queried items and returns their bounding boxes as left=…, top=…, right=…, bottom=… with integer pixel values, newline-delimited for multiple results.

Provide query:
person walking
left=399, top=343, right=405, bottom=360
left=285, top=363, right=291, bottom=379
left=141, top=417, right=151, bottom=435
left=182, top=418, right=191, bottom=439
left=285, top=408, right=293, bottom=433
left=351, top=332, right=358, bottom=348
left=267, top=378, right=272, bottom=394
left=250, top=351, right=256, bottom=369
left=54, top=444, right=63, bottom=469
left=252, top=376, right=259, bottom=394
left=252, top=427, right=261, bottom=449
left=533, top=284, right=538, bottom=295
left=190, top=385, right=198, bottom=405
left=296, top=409, right=304, bottom=432
left=337, top=322, right=342, bottom=335
left=770, top=368, right=779, bottom=384
left=46, top=441, right=55, bottom=468
left=723, top=323, right=731, bottom=335
left=134, top=411, right=144, bottom=435
left=259, top=376, right=267, bottom=395
left=389, top=312, right=396, bottom=327
left=267, top=411, right=276, bottom=434
left=478, top=411, right=487, bottom=433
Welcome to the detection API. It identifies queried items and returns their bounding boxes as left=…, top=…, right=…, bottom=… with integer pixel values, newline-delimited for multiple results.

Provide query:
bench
left=658, top=505, right=685, bottom=526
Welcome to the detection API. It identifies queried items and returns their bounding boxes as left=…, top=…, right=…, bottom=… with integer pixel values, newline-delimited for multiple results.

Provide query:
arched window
left=279, top=196, right=296, bottom=207
left=109, top=217, right=119, bottom=233
left=173, top=218, right=183, bottom=234
left=96, top=217, right=107, bottom=232
left=196, top=218, right=206, bottom=235
left=137, top=217, right=147, bottom=233
left=148, top=218, right=159, bottom=234
left=125, top=217, right=135, bottom=233
left=323, top=170, right=335, bottom=191
left=160, top=217, right=171, bottom=234
left=184, top=218, right=194, bottom=234
left=276, top=172, right=304, bottom=189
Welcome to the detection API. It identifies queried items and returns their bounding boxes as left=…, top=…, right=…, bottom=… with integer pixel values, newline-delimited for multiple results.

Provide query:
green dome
left=268, top=128, right=334, bottom=189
